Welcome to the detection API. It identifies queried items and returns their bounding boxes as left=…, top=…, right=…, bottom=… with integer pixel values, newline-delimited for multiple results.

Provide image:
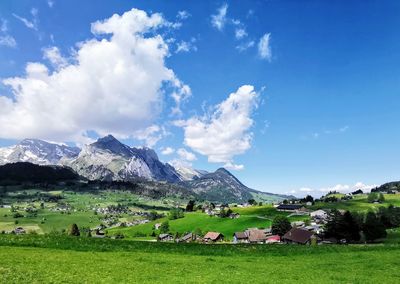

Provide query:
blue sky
left=0, top=0, right=399, bottom=196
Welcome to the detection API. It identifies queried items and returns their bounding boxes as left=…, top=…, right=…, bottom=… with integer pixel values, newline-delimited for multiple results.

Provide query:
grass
left=310, top=194, right=400, bottom=212
left=109, top=206, right=310, bottom=240
left=0, top=235, right=400, bottom=283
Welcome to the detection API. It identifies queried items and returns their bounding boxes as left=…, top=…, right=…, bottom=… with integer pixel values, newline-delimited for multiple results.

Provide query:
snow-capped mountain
left=65, top=135, right=181, bottom=182
left=0, top=139, right=80, bottom=165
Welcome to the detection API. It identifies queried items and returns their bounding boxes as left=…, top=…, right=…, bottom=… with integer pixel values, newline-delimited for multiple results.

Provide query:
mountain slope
left=184, top=168, right=289, bottom=203
left=66, top=135, right=181, bottom=183
left=0, top=139, right=80, bottom=165
left=0, top=162, right=80, bottom=184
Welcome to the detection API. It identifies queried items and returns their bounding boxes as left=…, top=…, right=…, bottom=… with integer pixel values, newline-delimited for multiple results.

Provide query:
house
left=266, top=235, right=281, bottom=244
left=247, top=229, right=267, bottom=243
left=92, top=230, right=106, bottom=238
left=158, top=233, right=173, bottom=242
left=13, top=227, right=26, bottom=235
left=154, top=223, right=162, bottom=230
left=233, top=232, right=249, bottom=243
left=229, top=213, right=240, bottom=219
left=291, top=221, right=305, bottom=228
left=179, top=232, right=199, bottom=243
left=304, top=225, right=323, bottom=234
left=276, top=204, right=307, bottom=212
left=203, top=232, right=224, bottom=243
left=282, top=227, right=315, bottom=245
left=310, top=210, right=328, bottom=220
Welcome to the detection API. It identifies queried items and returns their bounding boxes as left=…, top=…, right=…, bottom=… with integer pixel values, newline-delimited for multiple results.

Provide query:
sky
left=0, top=0, right=399, bottom=197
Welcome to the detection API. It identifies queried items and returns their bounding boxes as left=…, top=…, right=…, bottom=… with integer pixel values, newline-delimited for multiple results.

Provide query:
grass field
left=310, top=194, right=400, bottom=212
left=108, top=205, right=309, bottom=240
left=0, top=235, right=399, bottom=283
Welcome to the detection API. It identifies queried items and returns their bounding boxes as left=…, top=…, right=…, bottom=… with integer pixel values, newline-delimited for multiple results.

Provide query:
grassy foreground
left=0, top=235, right=400, bottom=283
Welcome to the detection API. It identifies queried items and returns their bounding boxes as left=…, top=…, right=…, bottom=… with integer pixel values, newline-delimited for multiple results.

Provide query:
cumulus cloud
left=13, top=8, right=39, bottom=31
left=161, top=147, right=175, bottom=155
left=0, top=8, right=189, bottom=143
left=133, top=125, right=168, bottom=147
left=258, top=33, right=272, bottom=61
left=176, top=85, right=258, bottom=170
left=47, top=0, right=54, bottom=8
left=177, top=148, right=197, bottom=161
left=43, top=46, right=68, bottom=69
left=299, top=187, right=313, bottom=192
left=211, top=3, right=228, bottom=31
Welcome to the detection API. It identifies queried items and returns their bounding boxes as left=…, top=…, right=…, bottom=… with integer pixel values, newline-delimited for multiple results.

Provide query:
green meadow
left=0, top=235, right=399, bottom=283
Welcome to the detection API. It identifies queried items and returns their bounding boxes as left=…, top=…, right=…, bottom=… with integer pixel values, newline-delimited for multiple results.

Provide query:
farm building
left=265, top=235, right=281, bottom=243
left=179, top=233, right=200, bottom=243
left=310, top=210, right=328, bottom=220
left=203, top=232, right=224, bottom=243
left=276, top=204, right=307, bottom=212
left=233, top=232, right=249, bottom=244
left=282, top=228, right=315, bottom=245
left=158, top=234, right=173, bottom=242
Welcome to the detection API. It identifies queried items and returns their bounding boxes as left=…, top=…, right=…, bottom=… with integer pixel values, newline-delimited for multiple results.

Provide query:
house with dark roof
left=276, top=204, right=307, bottom=212
left=179, top=232, right=201, bottom=243
left=233, top=232, right=249, bottom=243
left=282, top=227, right=315, bottom=245
left=203, top=232, right=224, bottom=243
left=158, top=233, right=173, bottom=242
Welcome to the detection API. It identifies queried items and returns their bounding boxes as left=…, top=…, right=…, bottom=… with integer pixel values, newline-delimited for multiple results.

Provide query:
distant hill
left=183, top=168, right=291, bottom=203
left=372, top=181, right=400, bottom=193
left=0, top=162, right=80, bottom=184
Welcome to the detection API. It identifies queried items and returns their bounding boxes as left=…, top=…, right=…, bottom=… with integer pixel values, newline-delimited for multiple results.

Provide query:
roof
left=283, top=228, right=314, bottom=244
left=234, top=232, right=248, bottom=239
left=204, top=232, right=223, bottom=240
left=266, top=235, right=281, bottom=242
left=248, top=229, right=266, bottom=242
left=159, top=233, right=172, bottom=239
left=277, top=204, right=304, bottom=210
left=181, top=233, right=193, bottom=241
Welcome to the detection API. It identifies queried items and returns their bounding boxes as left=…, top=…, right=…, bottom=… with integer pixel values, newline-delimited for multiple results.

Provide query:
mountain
left=65, top=135, right=181, bottom=183
left=183, top=167, right=289, bottom=203
left=0, top=136, right=292, bottom=203
left=0, top=139, right=80, bottom=165
left=0, top=162, right=80, bottom=184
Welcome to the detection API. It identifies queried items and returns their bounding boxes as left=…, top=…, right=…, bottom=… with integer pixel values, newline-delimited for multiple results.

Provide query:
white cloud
left=340, top=125, right=349, bottom=132
left=299, top=187, right=313, bottom=192
left=177, top=148, right=197, bottom=161
left=236, top=40, right=255, bottom=52
left=353, top=182, right=378, bottom=192
left=176, top=85, right=258, bottom=170
left=235, top=28, right=247, bottom=40
left=258, top=33, right=272, bottom=61
left=43, top=46, right=67, bottom=69
left=0, top=19, right=17, bottom=48
left=177, top=10, right=190, bottom=20
left=320, top=184, right=350, bottom=193
left=211, top=3, right=228, bottom=31
left=0, top=35, right=17, bottom=48
left=47, top=0, right=54, bottom=8
left=224, top=162, right=244, bottom=171
left=133, top=125, right=168, bottom=147
left=13, top=8, right=39, bottom=31
left=0, top=8, right=189, bottom=143
left=175, top=38, right=197, bottom=53
left=161, top=147, right=175, bottom=155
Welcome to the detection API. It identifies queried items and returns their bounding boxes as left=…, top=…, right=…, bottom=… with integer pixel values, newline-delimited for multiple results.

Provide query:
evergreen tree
left=271, top=216, right=292, bottom=236
left=160, top=221, right=169, bottom=233
left=68, top=223, right=80, bottom=236
left=363, top=212, right=387, bottom=242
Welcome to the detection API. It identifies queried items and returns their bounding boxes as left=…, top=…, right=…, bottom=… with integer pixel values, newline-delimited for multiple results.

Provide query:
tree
left=168, top=208, right=184, bottom=220
left=378, top=193, right=385, bottom=203
left=367, top=192, right=378, bottom=203
left=68, top=223, right=80, bottom=236
left=248, top=199, right=256, bottom=205
left=363, top=211, right=387, bottom=242
left=186, top=200, right=196, bottom=212
left=159, top=221, right=169, bottom=234
left=271, top=216, right=292, bottom=236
